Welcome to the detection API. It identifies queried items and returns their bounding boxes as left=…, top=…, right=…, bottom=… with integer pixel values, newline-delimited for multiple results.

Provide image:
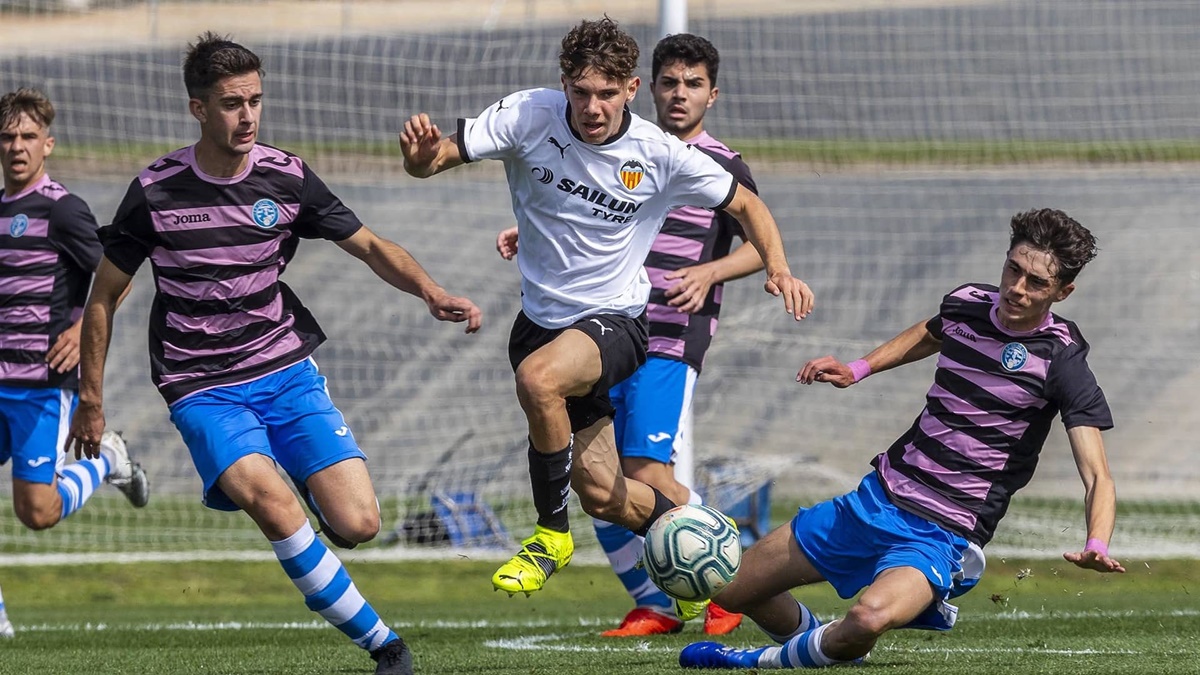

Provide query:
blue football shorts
left=168, top=358, right=366, bottom=511
left=0, top=385, right=74, bottom=484
left=609, top=356, right=697, bottom=465
left=791, top=471, right=983, bottom=629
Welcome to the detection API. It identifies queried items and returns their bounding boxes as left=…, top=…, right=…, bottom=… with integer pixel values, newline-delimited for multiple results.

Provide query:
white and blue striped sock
left=272, top=521, right=397, bottom=651
left=593, top=518, right=673, bottom=612
left=776, top=623, right=839, bottom=668
left=56, top=455, right=110, bottom=521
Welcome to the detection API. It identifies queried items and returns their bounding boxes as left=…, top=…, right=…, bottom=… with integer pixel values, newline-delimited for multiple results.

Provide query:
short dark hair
left=652, top=33, right=720, bottom=85
left=559, top=16, right=640, bottom=83
left=0, top=88, right=55, bottom=130
left=1009, top=208, right=1098, bottom=284
left=183, top=32, right=263, bottom=100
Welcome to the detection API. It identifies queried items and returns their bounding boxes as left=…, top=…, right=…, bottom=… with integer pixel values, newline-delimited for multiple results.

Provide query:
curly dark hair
left=652, top=33, right=720, bottom=85
left=1009, top=208, right=1098, bottom=284
left=0, top=88, right=54, bottom=130
left=183, top=31, right=263, bottom=100
left=559, top=16, right=639, bottom=82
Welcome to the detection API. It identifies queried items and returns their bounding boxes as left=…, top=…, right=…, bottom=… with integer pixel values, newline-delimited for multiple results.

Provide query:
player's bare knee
left=514, top=361, right=565, bottom=407
left=14, top=501, right=61, bottom=531
left=332, top=513, right=380, bottom=543
left=842, top=602, right=891, bottom=640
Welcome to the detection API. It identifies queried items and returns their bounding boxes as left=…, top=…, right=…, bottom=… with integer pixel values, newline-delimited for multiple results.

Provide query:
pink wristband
left=848, top=359, right=872, bottom=383
left=1084, top=538, right=1108, bottom=557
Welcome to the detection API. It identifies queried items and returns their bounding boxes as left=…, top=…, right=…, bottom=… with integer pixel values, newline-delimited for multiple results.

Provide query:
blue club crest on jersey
left=1001, top=342, right=1028, bottom=372
left=252, top=199, right=280, bottom=228
left=9, top=213, right=29, bottom=238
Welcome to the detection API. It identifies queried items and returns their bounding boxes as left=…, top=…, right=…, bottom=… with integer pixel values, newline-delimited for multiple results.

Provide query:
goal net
left=1, top=0, right=1197, bottom=562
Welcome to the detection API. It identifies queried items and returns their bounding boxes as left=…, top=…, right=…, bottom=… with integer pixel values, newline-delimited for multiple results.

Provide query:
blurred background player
left=494, top=33, right=760, bottom=637
left=681, top=209, right=1125, bottom=670
left=0, top=88, right=147, bottom=638
left=65, top=33, right=480, bottom=675
left=401, top=17, right=813, bottom=607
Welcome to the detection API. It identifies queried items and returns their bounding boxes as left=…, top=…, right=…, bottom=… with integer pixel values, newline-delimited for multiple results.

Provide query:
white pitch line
left=894, top=646, right=1139, bottom=656
left=9, top=607, right=1199, bottom=634
left=483, top=633, right=676, bottom=653
left=483, top=633, right=1159, bottom=658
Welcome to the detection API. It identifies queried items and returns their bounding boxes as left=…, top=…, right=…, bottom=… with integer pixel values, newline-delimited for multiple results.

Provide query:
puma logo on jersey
left=589, top=318, right=613, bottom=336
left=548, top=136, right=571, bottom=158
left=26, top=457, right=52, bottom=468
left=335, top=426, right=350, bottom=437
left=646, top=432, right=672, bottom=443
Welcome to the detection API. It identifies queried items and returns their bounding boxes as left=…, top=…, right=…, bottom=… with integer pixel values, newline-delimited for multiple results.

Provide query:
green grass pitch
left=1, top=557, right=1197, bottom=674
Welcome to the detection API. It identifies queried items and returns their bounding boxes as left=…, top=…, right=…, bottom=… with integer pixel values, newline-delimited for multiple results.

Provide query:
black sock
left=528, top=440, right=572, bottom=533
left=633, top=486, right=677, bottom=537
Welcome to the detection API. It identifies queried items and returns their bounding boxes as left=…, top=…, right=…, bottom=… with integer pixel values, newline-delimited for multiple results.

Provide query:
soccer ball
left=643, top=504, right=741, bottom=602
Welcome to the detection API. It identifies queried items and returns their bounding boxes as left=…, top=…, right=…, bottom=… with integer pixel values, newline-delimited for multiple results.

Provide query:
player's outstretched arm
left=496, top=226, right=518, bottom=260
left=337, top=226, right=481, bottom=333
left=722, top=184, right=813, bottom=321
left=399, top=113, right=464, bottom=178
left=798, top=319, right=942, bottom=387
left=664, top=241, right=764, bottom=314
left=66, top=257, right=132, bottom=460
left=1062, top=426, right=1125, bottom=573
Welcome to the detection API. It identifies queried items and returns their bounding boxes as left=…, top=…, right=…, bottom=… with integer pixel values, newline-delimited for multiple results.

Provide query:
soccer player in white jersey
left=400, top=17, right=814, bottom=605
left=66, top=33, right=481, bottom=675
left=495, top=33, right=761, bottom=636
left=680, top=209, right=1126, bottom=670
left=0, top=89, right=146, bottom=639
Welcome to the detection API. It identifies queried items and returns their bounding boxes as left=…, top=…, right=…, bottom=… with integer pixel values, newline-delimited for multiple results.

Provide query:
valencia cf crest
left=619, top=160, right=645, bottom=190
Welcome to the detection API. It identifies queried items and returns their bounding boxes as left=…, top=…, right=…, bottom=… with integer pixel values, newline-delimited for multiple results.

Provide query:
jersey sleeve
left=719, top=155, right=757, bottom=240
left=292, top=165, right=363, bottom=241
left=103, top=179, right=155, bottom=276
left=456, top=90, right=533, bottom=163
left=726, top=155, right=758, bottom=196
left=666, top=141, right=737, bottom=211
left=47, top=193, right=102, bottom=273
left=1046, top=339, right=1114, bottom=430
left=925, top=288, right=964, bottom=337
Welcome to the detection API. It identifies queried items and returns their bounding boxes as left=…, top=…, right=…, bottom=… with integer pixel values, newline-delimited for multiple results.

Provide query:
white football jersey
left=457, top=88, right=736, bottom=329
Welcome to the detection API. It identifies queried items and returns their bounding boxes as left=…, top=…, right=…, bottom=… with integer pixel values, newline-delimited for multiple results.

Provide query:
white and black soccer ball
left=643, top=504, right=742, bottom=602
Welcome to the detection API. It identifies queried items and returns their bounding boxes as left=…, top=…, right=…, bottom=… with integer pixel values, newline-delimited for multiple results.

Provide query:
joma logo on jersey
left=619, top=159, right=645, bottom=190
left=172, top=213, right=211, bottom=225
left=556, top=178, right=643, bottom=222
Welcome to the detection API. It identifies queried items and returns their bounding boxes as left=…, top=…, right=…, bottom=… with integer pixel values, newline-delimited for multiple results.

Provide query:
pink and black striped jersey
left=873, top=283, right=1113, bottom=546
left=644, top=132, right=756, bottom=372
left=103, top=144, right=362, bottom=404
left=0, top=174, right=102, bottom=389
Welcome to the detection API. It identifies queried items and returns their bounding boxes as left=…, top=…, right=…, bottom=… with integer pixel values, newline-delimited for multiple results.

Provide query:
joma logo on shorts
left=173, top=213, right=212, bottom=225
